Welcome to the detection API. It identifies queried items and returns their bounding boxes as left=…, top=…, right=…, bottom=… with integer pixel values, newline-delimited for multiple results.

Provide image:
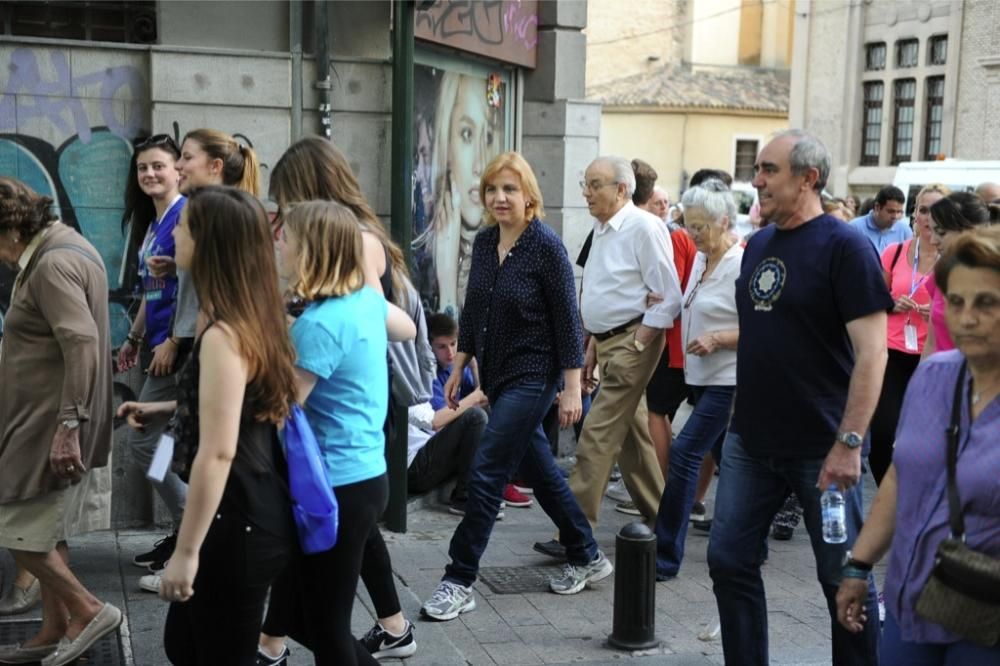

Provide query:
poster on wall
left=411, top=64, right=507, bottom=318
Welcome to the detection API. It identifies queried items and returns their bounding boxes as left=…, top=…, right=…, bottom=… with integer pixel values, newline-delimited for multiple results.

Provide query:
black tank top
left=172, top=325, right=294, bottom=539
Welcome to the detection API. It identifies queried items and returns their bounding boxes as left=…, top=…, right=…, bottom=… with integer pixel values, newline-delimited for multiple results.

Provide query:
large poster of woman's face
left=412, top=65, right=507, bottom=317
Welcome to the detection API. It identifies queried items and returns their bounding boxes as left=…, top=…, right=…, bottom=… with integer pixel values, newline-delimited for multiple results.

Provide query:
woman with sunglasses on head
left=265, top=201, right=415, bottom=665
left=118, top=187, right=298, bottom=665
left=116, top=135, right=195, bottom=584
left=258, top=136, right=422, bottom=664
left=867, top=184, right=948, bottom=487
left=922, top=192, right=999, bottom=358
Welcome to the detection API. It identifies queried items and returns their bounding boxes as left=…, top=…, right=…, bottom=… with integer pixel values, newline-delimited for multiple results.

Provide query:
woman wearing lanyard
left=868, top=184, right=945, bottom=485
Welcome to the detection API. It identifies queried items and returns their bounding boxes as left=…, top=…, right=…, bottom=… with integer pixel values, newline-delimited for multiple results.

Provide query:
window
left=928, top=35, right=948, bottom=65
left=865, top=42, right=886, bottom=71
left=892, top=79, right=916, bottom=165
left=734, top=140, right=759, bottom=182
left=923, top=76, right=945, bottom=159
left=896, top=39, right=919, bottom=68
left=861, top=82, right=884, bottom=166
left=0, top=1, right=156, bottom=43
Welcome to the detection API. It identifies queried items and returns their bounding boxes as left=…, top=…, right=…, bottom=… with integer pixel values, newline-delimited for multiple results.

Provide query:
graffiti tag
left=415, top=0, right=538, bottom=68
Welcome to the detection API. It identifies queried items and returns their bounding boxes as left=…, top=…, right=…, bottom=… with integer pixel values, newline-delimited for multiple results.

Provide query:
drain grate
left=0, top=619, right=124, bottom=665
left=478, top=565, right=563, bottom=594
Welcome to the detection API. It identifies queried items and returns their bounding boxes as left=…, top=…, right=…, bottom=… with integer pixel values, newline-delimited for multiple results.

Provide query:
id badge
left=903, top=323, right=919, bottom=352
left=147, top=434, right=174, bottom=482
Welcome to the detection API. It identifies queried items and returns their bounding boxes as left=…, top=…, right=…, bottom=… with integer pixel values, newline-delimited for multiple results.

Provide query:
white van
left=892, top=160, right=1000, bottom=215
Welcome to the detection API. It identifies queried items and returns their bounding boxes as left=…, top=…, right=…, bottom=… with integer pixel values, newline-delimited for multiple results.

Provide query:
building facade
left=0, top=0, right=594, bottom=526
left=586, top=0, right=793, bottom=199
left=789, top=0, right=1000, bottom=199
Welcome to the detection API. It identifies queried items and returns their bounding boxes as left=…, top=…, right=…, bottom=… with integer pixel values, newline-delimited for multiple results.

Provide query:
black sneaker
left=133, top=532, right=177, bottom=568
left=361, top=620, right=417, bottom=659
left=256, top=644, right=289, bottom=666
left=771, top=524, right=794, bottom=541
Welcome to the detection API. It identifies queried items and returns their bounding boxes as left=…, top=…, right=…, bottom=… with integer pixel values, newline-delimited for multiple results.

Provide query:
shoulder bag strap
left=889, top=242, right=905, bottom=272
left=945, top=359, right=967, bottom=539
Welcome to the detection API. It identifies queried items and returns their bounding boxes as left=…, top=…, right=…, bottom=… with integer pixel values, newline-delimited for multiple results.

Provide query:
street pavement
left=0, top=405, right=881, bottom=665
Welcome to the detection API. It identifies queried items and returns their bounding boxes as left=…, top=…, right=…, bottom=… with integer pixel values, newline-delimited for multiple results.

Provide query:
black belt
left=591, top=316, right=643, bottom=342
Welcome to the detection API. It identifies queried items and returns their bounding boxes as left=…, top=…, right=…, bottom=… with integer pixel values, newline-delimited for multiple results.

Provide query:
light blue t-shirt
left=848, top=211, right=912, bottom=254
left=291, top=287, right=388, bottom=487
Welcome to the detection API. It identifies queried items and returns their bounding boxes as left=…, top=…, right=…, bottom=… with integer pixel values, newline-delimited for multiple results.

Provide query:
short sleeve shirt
left=731, top=214, right=893, bottom=458
left=291, top=287, right=388, bottom=487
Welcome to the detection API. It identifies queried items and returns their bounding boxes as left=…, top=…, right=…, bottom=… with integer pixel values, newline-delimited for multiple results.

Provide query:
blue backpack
left=283, top=404, right=338, bottom=554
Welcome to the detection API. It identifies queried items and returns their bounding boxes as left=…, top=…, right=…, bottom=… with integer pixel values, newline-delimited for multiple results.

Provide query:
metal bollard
left=607, top=521, right=660, bottom=650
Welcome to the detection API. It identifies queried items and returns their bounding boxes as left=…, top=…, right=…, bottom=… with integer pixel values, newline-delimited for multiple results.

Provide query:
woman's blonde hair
left=479, top=151, right=545, bottom=226
left=283, top=200, right=366, bottom=301
left=916, top=183, right=951, bottom=204
left=182, top=128, right=261, bottom=197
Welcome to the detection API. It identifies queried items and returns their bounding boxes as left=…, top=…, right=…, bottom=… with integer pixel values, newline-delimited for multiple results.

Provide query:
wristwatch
left=60, top=419, right=81, bottom=430
left=836, top=431, right=863, bottom=449
left=842, top=550, right=873, bottom=571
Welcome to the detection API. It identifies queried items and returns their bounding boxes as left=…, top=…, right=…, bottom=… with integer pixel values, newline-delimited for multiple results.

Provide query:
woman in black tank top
left=118, top=187, right=298, bottom=665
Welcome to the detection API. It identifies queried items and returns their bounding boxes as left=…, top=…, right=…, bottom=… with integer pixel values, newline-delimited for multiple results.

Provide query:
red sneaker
left=503, top=484, right=533, bottom=508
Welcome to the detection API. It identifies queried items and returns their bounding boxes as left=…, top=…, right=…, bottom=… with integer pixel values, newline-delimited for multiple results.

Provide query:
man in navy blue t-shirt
left=707, top=130, right=891, bottom=666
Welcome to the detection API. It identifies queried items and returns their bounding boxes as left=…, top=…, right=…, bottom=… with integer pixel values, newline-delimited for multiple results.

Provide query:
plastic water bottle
left=821, top=485, right=847, bottom=544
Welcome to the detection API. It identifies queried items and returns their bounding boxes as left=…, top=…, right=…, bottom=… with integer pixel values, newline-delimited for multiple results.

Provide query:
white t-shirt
left=406, top=402, right=435, bottom=467
left=681, top=244, right=742, bottom=386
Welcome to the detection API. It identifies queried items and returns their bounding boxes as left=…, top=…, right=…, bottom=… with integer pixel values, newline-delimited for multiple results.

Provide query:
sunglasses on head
left=134, top=134, right=179, bottom=154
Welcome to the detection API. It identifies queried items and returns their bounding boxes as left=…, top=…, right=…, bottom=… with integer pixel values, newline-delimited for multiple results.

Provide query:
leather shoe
left=41, top=603, right=122, bottom=666
left=0, top=580, right=41, bottom=616
left=532, top=539, right=566, bottom=560
left=0, top=642, right=57, bottom=664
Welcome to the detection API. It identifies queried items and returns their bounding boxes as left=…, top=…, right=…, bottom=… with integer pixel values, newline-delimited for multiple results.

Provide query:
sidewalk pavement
left=0, top=408, right=880, bottom=665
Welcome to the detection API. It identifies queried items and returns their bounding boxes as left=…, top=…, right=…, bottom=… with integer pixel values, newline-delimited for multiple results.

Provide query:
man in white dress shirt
left=563, top=156, right=682, bottom=528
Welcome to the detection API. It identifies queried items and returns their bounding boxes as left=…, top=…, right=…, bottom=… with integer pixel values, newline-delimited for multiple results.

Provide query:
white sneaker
left=605, top=479, right=631, bottom=503
left=138, top=573, right=161, bottom=593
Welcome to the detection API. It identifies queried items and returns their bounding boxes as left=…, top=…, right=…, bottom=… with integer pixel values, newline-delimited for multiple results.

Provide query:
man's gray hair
left=680, top=179, right=738, bottom=230
left=595, top=156, right=636, bottom=199
left=773, top=129, right=830, bottom=192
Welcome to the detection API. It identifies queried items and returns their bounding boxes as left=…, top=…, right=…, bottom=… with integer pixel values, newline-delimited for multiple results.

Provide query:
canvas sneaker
left=689, top=501, right=707, bottom=522
left=549, top=551, right=613, bottom=595
left=255, top=643, right=290, bottom=666
left=360, top=620, right=417, bottom=659
left=138, top=573, right=161, bottom=593
left=420, top=581, right=476, bottom=621
left=605, top=479, right=631, bottom=503
left=502, top=484, right=533, bottom=507
left=133, top=532, right=177, bottom=568
left=614, top=500, right=642, bottom=516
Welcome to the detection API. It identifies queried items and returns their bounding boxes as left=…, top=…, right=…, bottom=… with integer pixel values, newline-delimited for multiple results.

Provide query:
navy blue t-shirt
left=731, top=214, right=893, bottom=458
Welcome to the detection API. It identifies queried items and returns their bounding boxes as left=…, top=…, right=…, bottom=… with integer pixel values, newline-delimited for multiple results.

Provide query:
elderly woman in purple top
left=835, top=226, right=1000, bottom=663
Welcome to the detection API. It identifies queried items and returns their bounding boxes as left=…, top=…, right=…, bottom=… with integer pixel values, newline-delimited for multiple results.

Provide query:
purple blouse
left=884, top=350, right=1000, bottom=643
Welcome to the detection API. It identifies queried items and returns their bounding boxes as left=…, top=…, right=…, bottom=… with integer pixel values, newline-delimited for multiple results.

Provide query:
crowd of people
left=0, top=125, right=997, bottom=666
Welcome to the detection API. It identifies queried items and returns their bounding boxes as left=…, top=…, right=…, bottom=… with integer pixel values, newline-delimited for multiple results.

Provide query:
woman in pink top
left=868, top=185, right=946, bottom=485
left=923, top=192, right=999, bottom=358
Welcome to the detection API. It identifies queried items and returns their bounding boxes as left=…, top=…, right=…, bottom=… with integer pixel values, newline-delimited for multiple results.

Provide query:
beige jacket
left=0, top=224, right=113, bottom=503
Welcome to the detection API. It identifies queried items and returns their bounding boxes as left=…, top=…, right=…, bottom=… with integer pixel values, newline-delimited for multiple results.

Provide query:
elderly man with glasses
left=534, top=156, right=681, bottom=558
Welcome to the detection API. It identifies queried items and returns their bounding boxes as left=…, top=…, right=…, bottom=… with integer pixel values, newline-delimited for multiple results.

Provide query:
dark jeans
left=869, top=349, right=920, bottom=485
left=654, top=385, right=734, bottom=578
left=882, top=610, right=1000, bottom=665
left=707, top=434, right=879, bottom=666
left=407, top=406, right=487, bottom=500
left=263, top=475, right=386, bottom=666
left=164, top=509, right=291, bottom=665
left=443, top=380, right=598, bottom=587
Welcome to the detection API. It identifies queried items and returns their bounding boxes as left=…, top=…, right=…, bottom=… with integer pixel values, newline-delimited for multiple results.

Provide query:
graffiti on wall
left=0, top=47, right=147, bottom=344
left=416, top=0, right=538, bottom=68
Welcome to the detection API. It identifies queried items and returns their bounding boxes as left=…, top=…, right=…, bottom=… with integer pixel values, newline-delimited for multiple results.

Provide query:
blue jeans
left=882, top=610, right=1000, bottom=665
left=444, top=380, right=598, bottom=587
left=707, top=433, right=879, bottom=666
left=654, top=385, right=734, bottom=578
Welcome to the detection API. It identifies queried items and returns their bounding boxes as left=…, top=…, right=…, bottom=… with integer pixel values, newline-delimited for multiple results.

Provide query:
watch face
left=840, top=432, right=862, bottom=448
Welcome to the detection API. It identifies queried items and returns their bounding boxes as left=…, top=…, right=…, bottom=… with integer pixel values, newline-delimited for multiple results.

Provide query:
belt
left=591, top=316, right=643, bottom=342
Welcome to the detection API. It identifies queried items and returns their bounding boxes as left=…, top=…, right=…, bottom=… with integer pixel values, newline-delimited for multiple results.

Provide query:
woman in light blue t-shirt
left=266, top=201, right=415, bottom=665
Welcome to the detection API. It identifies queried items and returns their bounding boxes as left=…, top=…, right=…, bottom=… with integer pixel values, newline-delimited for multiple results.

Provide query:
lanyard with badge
left=903, top=238, right=934, bottom=351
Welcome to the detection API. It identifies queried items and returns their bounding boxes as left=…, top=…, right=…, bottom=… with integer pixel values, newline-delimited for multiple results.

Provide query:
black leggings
left=262, top=474, right=387, bottom=666
left=164, top=510, right=291, bottom=665
left=869, top=349, right=920, bottom=485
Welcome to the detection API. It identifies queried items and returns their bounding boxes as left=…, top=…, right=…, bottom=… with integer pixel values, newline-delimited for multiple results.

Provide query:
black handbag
left=914, top=360, right=1000, bottom=646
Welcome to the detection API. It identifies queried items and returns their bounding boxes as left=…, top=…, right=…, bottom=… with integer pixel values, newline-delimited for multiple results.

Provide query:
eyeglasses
left=579, top=180, right=617, bottom=193
left=134, top=133, right=179, bottom=153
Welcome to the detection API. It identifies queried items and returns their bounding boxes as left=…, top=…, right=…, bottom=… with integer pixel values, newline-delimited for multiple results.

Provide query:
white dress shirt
left=580, top=202, right=682, bottom=333
left=681, top=243, right=742, bottom=386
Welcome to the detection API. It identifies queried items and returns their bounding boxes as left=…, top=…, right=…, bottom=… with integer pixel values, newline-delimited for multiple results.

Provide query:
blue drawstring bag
left=283, top=404, right=338, bottom=554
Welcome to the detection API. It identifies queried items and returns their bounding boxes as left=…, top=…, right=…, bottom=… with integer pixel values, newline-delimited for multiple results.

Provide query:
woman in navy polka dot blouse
left=422, top=152, right=612, bottom=622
